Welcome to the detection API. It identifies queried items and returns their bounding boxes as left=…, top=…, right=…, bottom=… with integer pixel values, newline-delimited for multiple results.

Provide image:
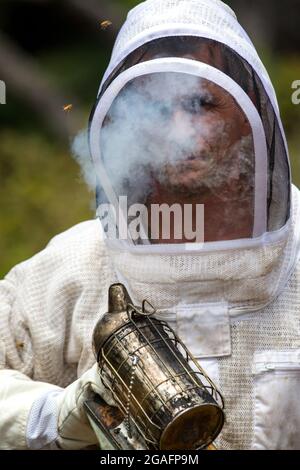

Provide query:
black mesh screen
left=92, top=36, right=290, bottom=232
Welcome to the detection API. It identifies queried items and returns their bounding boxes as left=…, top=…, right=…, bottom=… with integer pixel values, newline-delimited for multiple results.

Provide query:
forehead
left=136, top=40, right=225, bottom=68
left=124, top=73, right=230, bottom=99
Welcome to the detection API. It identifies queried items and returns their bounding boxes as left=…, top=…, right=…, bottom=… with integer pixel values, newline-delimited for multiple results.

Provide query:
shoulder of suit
left=3, top=219, right=110, bottom=294
left=13, top=219, right=107, bottom=277
left=47, top=218, right=105, bottom=248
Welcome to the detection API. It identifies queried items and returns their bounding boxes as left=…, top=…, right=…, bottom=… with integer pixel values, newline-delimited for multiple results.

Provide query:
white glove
left=54, top=363, right=115, bottom=450
left=0, top=365, right=116, bottom=450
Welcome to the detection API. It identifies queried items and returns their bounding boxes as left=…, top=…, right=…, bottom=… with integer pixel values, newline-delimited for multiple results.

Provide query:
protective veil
left=1, top=0, right=300, bottom=451
left=89, top=0, right=296, bottom=316
left=88, top=0, right=300, bottom=449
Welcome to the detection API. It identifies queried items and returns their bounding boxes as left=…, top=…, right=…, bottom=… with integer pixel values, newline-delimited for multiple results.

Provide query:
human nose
left=168, top=108, right=198, bottom=141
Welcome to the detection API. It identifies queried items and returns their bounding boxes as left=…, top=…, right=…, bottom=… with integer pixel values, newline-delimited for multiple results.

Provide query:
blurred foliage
left=0, top=129, right=94, bottom=276
left=267, top=54, right=300, bottom=184
left=0, top=0, right=300, bottom=278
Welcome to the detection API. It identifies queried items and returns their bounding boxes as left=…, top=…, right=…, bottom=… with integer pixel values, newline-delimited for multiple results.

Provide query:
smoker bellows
left=85, top=283, right=225, bottom=450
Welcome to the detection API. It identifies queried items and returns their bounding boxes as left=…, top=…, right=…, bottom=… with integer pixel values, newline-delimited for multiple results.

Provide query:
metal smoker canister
left=93, top=284, right=225, bottom=450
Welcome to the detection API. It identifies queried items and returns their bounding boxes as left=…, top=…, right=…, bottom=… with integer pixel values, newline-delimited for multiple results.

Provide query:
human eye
left=156, top=101, right=171, bottom=118
left=181, top=93, right=216, bottom=114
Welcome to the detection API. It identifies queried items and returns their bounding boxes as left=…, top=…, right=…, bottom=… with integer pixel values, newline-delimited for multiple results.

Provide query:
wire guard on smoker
left=93, top=284, right=225, bottom=450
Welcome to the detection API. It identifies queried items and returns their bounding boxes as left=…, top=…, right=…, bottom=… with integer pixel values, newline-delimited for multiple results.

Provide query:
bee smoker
left=84, top=283, right=225, bottom=450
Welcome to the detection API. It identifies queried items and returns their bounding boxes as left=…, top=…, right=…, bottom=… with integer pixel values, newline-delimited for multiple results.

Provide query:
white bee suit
left=88, top=0, right=300, bottom=450
left=107, top=184, right=300, bottom=450
left=0, top=221, right=116, bottom=449
left=1, top=0, right=300, bottom=451
left=0, top=187, right=300, bottom=449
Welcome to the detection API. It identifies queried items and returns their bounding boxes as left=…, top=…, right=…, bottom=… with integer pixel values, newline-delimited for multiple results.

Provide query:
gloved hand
left=54, top=363, right=116, bottom=450
left=0, top=364, right=116, bottom=450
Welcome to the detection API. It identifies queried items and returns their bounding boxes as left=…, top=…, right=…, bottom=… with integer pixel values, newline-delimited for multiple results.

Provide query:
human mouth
left=184, top=152, right=210, bottom=163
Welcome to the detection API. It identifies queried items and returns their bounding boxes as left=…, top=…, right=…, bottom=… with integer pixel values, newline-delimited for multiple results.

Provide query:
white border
left=99, top=25, right=289, bottom=159
left=90, top=57, right=269, bottom=251
left=101, top=26, right=274, bottom=110
left=103, top=219, right=291, bottom=255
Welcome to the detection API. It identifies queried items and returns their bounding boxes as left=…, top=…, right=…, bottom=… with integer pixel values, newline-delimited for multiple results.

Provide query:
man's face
left=125, top=73, right=255, bottom=243
left=101, top=71, right=254, bottom=205
left=151, top=77, right=253, bottom=196
left=99, top=41, right=258, bottom=243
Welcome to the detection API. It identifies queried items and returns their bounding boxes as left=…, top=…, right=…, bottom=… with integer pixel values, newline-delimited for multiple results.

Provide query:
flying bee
left=63, top=104, right=73, bottom=112
left=100, top=20, right=112, bottom=30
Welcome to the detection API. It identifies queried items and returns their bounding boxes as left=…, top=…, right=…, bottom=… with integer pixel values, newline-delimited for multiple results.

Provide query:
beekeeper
left=1, top=0, right=300, bottom=450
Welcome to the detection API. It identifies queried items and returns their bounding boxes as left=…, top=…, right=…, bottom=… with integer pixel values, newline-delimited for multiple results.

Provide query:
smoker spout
left=108, top=283, right=132, bottom=313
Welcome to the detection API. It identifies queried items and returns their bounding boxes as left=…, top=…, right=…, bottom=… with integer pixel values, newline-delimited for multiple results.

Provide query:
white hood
left=100, top=0, right=278, bottom=113
left=89, top=0, right=297, bottom=320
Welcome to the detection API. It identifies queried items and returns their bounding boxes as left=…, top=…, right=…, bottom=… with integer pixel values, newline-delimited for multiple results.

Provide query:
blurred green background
left=0, top=0, right=300, bottom=277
